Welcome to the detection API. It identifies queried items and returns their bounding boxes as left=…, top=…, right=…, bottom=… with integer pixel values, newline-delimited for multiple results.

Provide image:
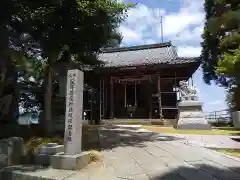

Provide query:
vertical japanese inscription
left=67, top=72, right=76, bottom=142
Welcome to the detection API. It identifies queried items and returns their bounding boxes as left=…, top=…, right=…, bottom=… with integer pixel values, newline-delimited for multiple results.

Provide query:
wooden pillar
left=174, top=72, right=178, bottom=119
left=148, top=76, right=152, bottom=119
left=157, top=75, right=162, bottom=119
left=110, top=77, right=114, bottom=119
left=99, top=79, right=102, bottom=121
left=105, top=83, right=108, bottom=118
left=102, top=79, right=105, bottom=119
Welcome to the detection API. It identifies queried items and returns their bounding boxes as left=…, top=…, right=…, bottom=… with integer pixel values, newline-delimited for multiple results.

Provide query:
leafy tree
left=201, top=0, right=240, bottom=85
left=21, top=0, right=132, bottom=135
left=217, top=48, right=240, bottom=110
left=201, top=0, right=240, bottom=110
left=0, top=0, right=33, bottom=137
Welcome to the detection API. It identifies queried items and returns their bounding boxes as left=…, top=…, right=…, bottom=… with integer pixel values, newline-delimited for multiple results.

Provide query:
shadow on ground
left=1, top=161, right=240, bottom=179
left=150, top=164, right=240, bottom=180
left=231, top=137, right=240, bottom=143
left=99, top=125, right=183, bottom=150
left=0, top=165, right=49, bottom=179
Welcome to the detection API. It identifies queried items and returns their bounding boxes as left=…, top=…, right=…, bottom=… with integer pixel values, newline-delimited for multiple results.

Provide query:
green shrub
left=24, top=136, right=63, bottom=155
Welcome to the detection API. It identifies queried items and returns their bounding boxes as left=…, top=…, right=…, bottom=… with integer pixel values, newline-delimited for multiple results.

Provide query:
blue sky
left=118, top=0, right=228, bottom=112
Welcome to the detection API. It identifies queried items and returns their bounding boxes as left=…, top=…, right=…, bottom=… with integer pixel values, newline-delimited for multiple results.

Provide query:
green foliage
left=216, top=48, right=240, bottom=77
left=23, top=0, right=132, bottom=61
left=24, top=136, right=63, bottom=154
left=225, top=89, right=236, bottom=110
left=201, top=0, right=240, bottom=85
left=202, top=0, right=240, bottom=110
left=217, top=48, right=240, bottom=110
left=0, top=0, right=133, bottom=135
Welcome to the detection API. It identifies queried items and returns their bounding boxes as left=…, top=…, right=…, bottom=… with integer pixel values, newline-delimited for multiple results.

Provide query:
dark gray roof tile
left=98, top=42, right=199, bottom=67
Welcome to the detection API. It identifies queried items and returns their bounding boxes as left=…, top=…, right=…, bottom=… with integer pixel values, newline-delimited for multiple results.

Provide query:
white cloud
left=177, top=46, right=202, bottom=57
left=119, top=0, right=205, bottom=57
left=159, top=0, right=204, bottom=41
left=119, top=26, right=142, bottom=44
left=144, top=39, right=156, bottom=45
left=174, top=25, right=204, bottom=43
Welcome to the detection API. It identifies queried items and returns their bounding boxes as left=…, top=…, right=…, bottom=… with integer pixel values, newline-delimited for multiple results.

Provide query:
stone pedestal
left=232, top=111, right=240, bottom=129
left=177, top=100, right=211, bottom=129
left=35, top=143, right=64, bottom=165
left=51, top=69, right=90, bottom=170
left=51, top=152, right=91, bottom=170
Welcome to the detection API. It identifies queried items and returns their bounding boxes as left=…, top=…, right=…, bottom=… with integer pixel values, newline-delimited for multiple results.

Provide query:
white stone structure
left=177, top=80, right=211, bottom=129
left=232, top=111, right=240, bottom=129
left=51, top=69, right=90, bottom=170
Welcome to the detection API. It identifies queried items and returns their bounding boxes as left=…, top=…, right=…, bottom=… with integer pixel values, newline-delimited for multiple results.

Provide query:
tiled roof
left=98, top=42, right=200, bottom=67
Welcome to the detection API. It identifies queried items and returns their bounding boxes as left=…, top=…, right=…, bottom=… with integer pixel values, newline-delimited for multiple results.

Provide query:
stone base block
left=177, top=116, right=211, bottom=130
left=178, top=100, right=203, bottom=107
left=34, top=154, right=51, bottom=166
left=34, top=143, right=64, bottom=166
left=51, top=152, right=91, bottom=170
left=232, top=111, right=240, bottom=129
left=39, top=144, right=64, bottom=155
left=177, top=101, right=211, bottom=130
left=177, top=122, right=211, bottom=129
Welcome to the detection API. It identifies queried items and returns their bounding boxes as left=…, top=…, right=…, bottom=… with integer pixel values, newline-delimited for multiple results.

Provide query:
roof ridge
left=101, top=41, right=172, bottom=53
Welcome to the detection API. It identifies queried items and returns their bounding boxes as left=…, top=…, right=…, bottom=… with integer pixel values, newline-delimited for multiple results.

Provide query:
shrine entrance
left=114, top=76, right=150, bottom=119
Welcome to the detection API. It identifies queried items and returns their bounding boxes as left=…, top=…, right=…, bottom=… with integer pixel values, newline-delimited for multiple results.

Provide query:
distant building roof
left=98, top=42, right=200, bottom=68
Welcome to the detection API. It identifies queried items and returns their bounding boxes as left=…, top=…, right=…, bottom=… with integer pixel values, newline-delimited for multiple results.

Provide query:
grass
left=23, top=125, right=101, bottom=156
left=143, top=126, right=240, bottom=136
left=213, top=148, right=240, bottom=158
left=102, top=119, right=164, bottom=125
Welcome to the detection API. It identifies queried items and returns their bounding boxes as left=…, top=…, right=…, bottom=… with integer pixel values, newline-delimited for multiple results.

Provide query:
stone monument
left=177, top=80, right=211, bottom=129
left=51, top=69, right=90, bottom=170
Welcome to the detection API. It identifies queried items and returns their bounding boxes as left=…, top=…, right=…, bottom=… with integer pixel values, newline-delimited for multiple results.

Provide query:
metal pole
left=160, top=16, right=164, bottom=42
left=153, top=10, right=164, bottom=43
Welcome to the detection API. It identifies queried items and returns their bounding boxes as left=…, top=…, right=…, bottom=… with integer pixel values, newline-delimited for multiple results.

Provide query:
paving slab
left=2, top=125, right=239, bottom=180
left=125, top=174, right=151, bottom=180
left=162, top=133, right=240, bottom=149
left=0, top=165, right=76, bottom=180
left=143, top=143, right=174, bottom=157
left=189, top=159, right=240, bottom=180
left=154, top=142, right=204, bottom=162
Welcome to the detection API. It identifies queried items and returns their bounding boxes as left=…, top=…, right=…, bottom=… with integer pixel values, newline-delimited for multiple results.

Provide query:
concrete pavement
left=1, top=125, right=240, bottom=180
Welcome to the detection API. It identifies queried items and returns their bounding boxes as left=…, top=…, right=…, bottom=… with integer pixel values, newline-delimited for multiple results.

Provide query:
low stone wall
left=0, top=137, right=24, bottom=170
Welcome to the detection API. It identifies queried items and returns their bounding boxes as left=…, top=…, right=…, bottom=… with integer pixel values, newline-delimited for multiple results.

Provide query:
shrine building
left=54, top=41, right=200, bottom=126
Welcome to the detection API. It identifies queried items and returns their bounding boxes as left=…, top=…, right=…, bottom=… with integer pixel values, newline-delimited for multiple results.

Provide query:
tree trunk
left=44, top=62, right=54, bottom=136
left=0, top=54, right=19, bottom=138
